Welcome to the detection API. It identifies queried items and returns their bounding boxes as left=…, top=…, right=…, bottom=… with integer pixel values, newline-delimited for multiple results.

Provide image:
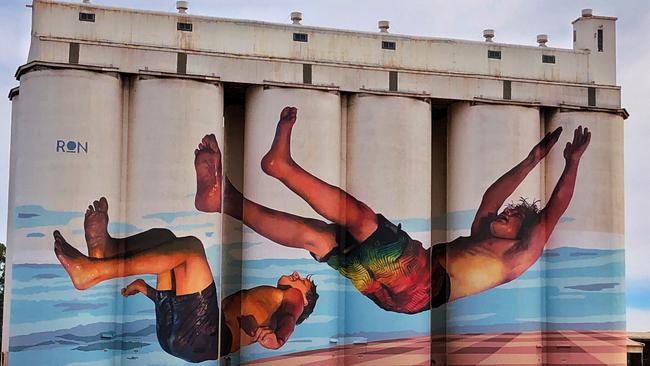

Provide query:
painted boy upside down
left=54, top=197, right=319, bottom=362
left=194, top=106, right=590, bottom=313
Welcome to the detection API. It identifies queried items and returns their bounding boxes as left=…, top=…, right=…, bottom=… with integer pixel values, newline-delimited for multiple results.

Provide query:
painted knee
left=348, top=205, right=378, bottom=241
left=303, top=224, right=337, bottom=258
left=150, top=228, right=176, bottom=241
left=182, top=236, right=207, bottom=256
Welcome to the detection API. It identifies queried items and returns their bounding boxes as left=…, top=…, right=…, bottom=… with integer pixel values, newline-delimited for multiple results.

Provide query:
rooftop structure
left=15, top=0, right=625, bottom=115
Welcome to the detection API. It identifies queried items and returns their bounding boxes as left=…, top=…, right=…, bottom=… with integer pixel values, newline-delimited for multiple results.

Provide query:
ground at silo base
left=242, top=330, right=628, bottom=365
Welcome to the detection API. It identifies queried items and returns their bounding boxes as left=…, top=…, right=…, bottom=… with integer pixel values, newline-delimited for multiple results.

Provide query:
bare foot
left=121, top=279, right=146, bottom=297
left=85, top=197, right=111, bottom=258
left=54, top=230, right=96, bottom=290
left=261, top=106, right=298, bottom=178
left=194, top=134, right=222, bottom=212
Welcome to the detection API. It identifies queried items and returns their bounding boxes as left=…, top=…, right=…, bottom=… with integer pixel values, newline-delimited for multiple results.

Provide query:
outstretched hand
left=564, top=125, right=591, bottom=163
left=527, top=126, right=562, bottom=164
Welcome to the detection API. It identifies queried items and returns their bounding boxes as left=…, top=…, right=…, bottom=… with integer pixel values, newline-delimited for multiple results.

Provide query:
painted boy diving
left=195, top=106, right=590, bottom=314
left=54, top=197, right=319, bottom=363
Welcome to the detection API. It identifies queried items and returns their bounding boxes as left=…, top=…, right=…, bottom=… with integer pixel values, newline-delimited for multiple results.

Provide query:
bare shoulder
left=248, top=285, right=282, bottom=295
left=241, top=285, right=283, bottom=302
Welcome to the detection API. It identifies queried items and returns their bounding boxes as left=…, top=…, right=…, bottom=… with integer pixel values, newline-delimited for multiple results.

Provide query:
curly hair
left=505, top=197, right=541, bottom=239
left=296, top=275, right=319, bottom=325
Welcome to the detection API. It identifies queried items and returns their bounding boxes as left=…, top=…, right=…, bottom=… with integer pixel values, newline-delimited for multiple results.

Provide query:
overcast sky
left=0, top=0, right=649, bottom=318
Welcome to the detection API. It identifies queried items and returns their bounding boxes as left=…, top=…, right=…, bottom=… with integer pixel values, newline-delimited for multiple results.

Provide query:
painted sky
left=0, top=0, right=648, bottom=327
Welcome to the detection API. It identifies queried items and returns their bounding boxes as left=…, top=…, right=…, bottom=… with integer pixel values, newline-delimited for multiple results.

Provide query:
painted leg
left=223, top=178, right=337, bottom=259
left=84, top=197, right=178, bottom=259
left=191, top=127, right=337, bottom=257
left=261, top=106, right=377, bottom=242
left=55, top=231, right=213, bottom=295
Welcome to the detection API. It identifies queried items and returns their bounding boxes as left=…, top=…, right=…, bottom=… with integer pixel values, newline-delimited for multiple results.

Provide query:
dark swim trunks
left=155, top=282, right=232, bottom=363
left=313, top=214, right=450, bottom=313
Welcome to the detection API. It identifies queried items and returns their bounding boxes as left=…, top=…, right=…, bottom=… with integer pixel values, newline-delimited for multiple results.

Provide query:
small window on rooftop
left=177, top=22, right=193, bottom=32
left=542, top=55, right=556, bottom=64
left=293, top=33, right=308, bottom=42
left=79, top=12, right=95, bottom=22
left=597, top=29, right=604, bottom=52
left=382, top=41, right=396, bottom=50
left=488, top=50, right=501, bottom=59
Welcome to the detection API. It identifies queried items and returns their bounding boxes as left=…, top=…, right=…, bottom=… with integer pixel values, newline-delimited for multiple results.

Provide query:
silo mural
left=3, top=2, right=627, bottom=366
left=4, top=84, right=627, bottom=365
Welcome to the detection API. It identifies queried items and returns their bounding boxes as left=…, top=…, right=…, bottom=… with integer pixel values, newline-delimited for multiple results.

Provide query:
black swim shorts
left=155, top=282, right=232, bottom=363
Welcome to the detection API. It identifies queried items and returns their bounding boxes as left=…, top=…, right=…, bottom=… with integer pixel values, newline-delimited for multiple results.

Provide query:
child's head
left=296, top=278, right=319, bottom=324
left=490, top=198, right=540, bottom=239
left=277, top=272, right=319, bottom=324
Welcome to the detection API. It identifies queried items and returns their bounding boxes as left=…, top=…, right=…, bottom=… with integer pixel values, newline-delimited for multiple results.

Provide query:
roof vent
left=537, top=34, right=548, bottom=47
left=483, top=29, right=495, bottom=42
left=378, top=20, right=390, bottom=33
left=176, top=1, right=189, bottom=14
left=581, top=9, right=593, bottom=17
left=291, top=12, right=302, bottom=25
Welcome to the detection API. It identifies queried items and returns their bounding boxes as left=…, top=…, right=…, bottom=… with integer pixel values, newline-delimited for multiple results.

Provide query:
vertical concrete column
left=2, top=92, right=21, bottom=356
left=127, top=77, right=224, bottom=354
left=127, top=77, right=224, bottom=227
left=447, top=102, right=543, bottom=364
left=346, top=93, right=432, bottom=348
left=5, top=69, right=123, bottom=363
left=544, top=110, right=625, bottom=364
left=242, top=86, right=342, bottom=362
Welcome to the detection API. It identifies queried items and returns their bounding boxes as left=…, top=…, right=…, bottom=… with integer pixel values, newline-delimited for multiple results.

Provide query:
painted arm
left=471, top=127, right=563, bottom=236
left=121, top=278, right=156, bottom=301
left=513, top=126, right=591, bottom=274
left=253, top=288, right=304, bottom=350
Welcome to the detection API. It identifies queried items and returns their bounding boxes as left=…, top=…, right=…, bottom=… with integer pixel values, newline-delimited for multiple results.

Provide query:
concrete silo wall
left=544, top=111, right=624, bottom=242
left=243, top=86, right=342, bottom=219
left=125, top=77, right=225, bottom=349
left=346, top=94, right=432, bottom=222
left=5, top=69, right=123, bottom=363
left=2, top=92, right=21, bottom=353
left=544, top=110, right=626, bottom=364
left=345, top=94, right=432, bottom=344
left=3, top=76, right=626, bottom=365
left=446, top=102, right=543, bottom=363
left=447, top=102, right=543, bottom=234
left=240, top=86, right=343, bottom=361
left=10, top=69, right=124, bottom=239
left=126, top=77, right=223, bottom=244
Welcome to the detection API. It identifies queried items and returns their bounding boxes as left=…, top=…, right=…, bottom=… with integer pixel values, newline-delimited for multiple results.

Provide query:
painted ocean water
left=8, top=246, right=624, bottom=366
